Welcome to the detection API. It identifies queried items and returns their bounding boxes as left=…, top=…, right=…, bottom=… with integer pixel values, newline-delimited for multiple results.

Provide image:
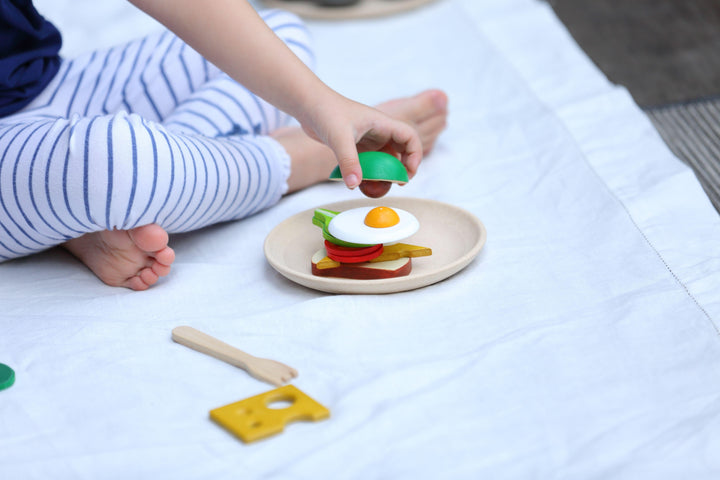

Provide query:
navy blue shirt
left=0, top=0, right=61, bottom=116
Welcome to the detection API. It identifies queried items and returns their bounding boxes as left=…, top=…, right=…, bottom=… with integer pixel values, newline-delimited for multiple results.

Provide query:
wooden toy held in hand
left=328, top=151, right=408, bottom=198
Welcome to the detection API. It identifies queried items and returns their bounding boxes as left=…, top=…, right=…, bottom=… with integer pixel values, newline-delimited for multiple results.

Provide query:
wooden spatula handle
left=172, top=326, right=255, bottom=370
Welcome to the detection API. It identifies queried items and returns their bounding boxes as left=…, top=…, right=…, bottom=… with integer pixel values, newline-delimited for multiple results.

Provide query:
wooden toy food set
left=263, top=152, right=487, bottom=294
left=311, top=152, right=433, bottom=279
left=172, top=152, right=486, bottom=443
left=172, top=326, right=329, bottom=444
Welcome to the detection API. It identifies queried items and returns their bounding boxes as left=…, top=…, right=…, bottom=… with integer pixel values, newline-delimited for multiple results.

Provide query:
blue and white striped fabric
left=0, top=9, right=313, bottom=261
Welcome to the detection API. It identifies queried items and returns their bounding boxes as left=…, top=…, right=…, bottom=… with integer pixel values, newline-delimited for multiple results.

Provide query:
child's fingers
left=328, top=134, right=363, bottom=189
left=386, top=120, right=423, bottom=179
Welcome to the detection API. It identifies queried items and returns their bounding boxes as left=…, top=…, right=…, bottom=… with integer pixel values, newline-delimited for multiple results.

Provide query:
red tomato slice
left=325, top=241, right=383, bottom=263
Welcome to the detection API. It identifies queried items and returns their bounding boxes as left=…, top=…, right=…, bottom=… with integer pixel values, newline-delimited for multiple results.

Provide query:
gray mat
left=546, top=0, right=720, bottom=107
left=546, top=0, right=720, bottom=213
left=647, top=98, right=720, bottom=211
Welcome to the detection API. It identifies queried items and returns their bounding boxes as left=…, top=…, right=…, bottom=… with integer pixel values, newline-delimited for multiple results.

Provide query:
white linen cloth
left=1, top=0, right=719, bottom=478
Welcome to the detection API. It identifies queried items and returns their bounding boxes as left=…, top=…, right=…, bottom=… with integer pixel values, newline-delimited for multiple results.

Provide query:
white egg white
left=328, top=206, right=419, bottom=245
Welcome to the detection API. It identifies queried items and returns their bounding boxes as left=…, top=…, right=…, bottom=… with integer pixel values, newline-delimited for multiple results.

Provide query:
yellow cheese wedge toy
left=210, top=385, right=330, bottom=443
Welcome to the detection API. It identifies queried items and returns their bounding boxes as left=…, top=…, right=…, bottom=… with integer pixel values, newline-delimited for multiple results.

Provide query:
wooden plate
left=264, top=197, right=486, bottom=294
left=260, top=0, right=439, bottom=20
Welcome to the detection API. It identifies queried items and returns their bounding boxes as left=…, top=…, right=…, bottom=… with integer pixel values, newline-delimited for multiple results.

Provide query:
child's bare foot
left=277, top=89, right=448, bottom=192
left=63, top=224, right=175, bottom=291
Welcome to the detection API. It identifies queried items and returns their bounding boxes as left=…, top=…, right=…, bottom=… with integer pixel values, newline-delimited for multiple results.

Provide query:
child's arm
left=127, top=0, right=422, bottom=188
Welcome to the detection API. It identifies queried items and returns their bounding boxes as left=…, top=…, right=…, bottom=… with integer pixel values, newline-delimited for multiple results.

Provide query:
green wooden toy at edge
left=0, top=363, right=14, bottom=391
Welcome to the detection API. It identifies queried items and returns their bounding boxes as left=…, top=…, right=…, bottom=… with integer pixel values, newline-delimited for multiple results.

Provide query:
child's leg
left=0, top=10, right=313, bottom=261
left=0, top=111, right=292, bottom=262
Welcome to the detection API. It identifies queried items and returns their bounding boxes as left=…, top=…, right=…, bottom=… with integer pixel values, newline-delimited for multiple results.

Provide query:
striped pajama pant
left=0, top=9, right=313, bottom=262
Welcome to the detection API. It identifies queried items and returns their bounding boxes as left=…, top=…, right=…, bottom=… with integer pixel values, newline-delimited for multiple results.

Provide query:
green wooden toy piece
left=312, top=208, right=373, bottom=248
left=328, top=151, right=409, bottom=183
left=0, top=364, right=15, bottom=391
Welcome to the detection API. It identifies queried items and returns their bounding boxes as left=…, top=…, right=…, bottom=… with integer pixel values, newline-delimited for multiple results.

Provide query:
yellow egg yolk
left=364, top=206, right=400, bottom=228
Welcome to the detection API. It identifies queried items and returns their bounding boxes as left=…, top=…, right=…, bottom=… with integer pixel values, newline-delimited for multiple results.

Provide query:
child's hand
left=129, top=0, right=421, bottom=190
left=300, top=94, right=423, bottom=189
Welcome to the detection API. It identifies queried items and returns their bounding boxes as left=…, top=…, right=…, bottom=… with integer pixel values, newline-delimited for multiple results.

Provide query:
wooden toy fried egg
left=328, top=206, right=419, bottom=245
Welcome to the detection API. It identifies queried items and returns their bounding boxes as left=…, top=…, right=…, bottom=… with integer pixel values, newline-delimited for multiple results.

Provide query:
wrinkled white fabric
left=1, top=0, right=719, bottom=479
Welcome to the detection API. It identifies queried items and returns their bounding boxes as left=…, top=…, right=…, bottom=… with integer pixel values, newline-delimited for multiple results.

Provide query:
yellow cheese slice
left=210, top=385, right=330, bottom=443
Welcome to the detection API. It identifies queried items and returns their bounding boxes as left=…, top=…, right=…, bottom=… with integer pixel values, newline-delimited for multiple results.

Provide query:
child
left=0, top=0, right=448, bottom=290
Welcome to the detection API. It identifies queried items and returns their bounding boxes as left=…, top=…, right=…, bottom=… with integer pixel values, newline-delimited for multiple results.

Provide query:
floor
left=546, top=0, right=720, bottom=212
